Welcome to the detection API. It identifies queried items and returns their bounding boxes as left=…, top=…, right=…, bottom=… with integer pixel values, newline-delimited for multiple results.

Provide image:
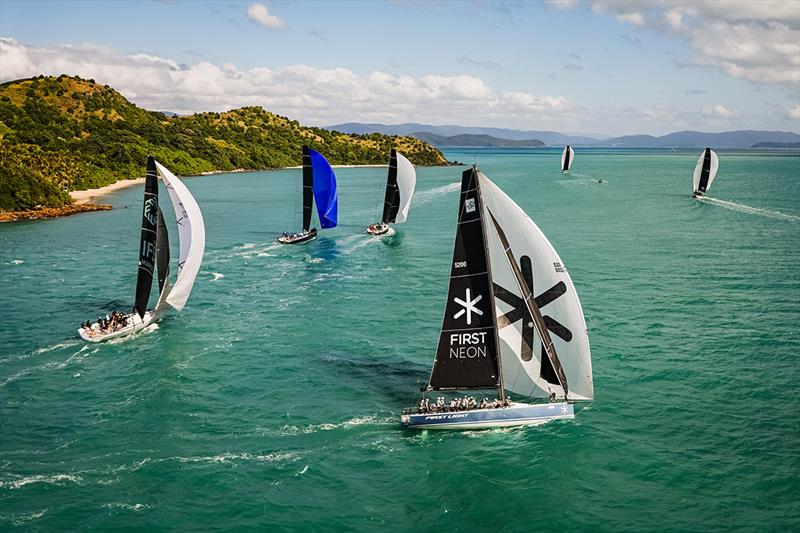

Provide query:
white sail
left=561, top=145, right=574, bottom=172
left=394, top=152, right=416, bottom=224
left=155, top=161, right=206, bottom=311
left=692, top=148, right=719, bottom=194
left=478, top=172, right=593, bottom=401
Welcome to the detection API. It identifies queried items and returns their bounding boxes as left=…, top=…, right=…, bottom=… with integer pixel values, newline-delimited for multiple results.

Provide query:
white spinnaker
left=155, top=161, right=206, bottom=311
left=692, top=149, right=719, bottom=193
left=479, top=172, right=593, bottom=400
left=394, top=152, right=416, bottom=224
left=561, top=146, right=574, bottom=172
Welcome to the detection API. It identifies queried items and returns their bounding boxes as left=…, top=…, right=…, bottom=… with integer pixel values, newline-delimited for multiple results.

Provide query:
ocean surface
left=1, top=147, right=798, bottom=531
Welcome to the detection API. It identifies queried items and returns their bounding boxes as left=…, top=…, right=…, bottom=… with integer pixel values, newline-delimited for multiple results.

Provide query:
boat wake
left=220, top=242, right=282, bottom=260
left=0, top=344, right=94, bottom=388
left=414, top=182, right=460, bottom=205
left=272, top=415, right=393, bottom=436
left=106, top=323, right=159, bottom=344
left=698, top=196, right=800, bottom=221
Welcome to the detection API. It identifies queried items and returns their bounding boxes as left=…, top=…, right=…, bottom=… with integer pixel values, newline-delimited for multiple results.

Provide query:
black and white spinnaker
left=78, top=157, right=205, bottom=342
left=561, top=145, right=575, bottom=173
left=692, top=147, right=719, bottom=198
left=366, top=149, right=416, bottom=236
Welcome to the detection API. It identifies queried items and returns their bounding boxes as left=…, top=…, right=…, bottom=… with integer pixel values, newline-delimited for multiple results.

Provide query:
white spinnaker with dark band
left=478, top=172, right=594, bottom=401
left=394, top=152, right=416, bottom=223
left=154, top=161, right=206, bottom=312
left=692, top=148, right=719, bottom=195
left=561, top=145, right=574, bottom=172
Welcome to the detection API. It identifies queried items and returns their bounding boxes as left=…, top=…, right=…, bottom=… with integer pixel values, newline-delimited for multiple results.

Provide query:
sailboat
left=561, top=145, right=574, bottom=173
left=401, top=166, right=594, bottom=429
left=78, top=156, right=206, bottom=342
left=366, top=149, right=416, bottom=235
left=692, top=147, right=719, bottom=198
left=278, top=146, right=338, bottom=244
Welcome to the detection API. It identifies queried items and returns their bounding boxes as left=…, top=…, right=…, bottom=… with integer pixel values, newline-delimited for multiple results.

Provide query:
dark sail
left=156, top=206, right=170, bottom=294
left=302, top=146, right=314, bottom=231
left=134, top=156, right=159, bottom=318
left=698, top=147, right=712, bottom=193
left=427, top=167, right=500, bottom=390
left=562, top=145, right=572, bottom=171
left=381, top=149, right=400, bottom=223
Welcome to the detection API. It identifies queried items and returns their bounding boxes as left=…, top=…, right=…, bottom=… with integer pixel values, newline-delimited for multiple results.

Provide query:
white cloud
left=0, top=37, right=570, bottom=129
left=547, top=0, right=800, bottom=87
left=545, top=0, right=577, bottom=10
left=615, top=12, right=646, bottom=27
left=246, top=3, right=285, bottom=30
left=789, top=105, right=800, bottom=119
left=703, top=104, right=735, bottom=119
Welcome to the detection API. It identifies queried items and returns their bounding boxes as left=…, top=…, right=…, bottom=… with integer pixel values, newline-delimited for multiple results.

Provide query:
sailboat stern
left=402, top=402, right=574, bottom=430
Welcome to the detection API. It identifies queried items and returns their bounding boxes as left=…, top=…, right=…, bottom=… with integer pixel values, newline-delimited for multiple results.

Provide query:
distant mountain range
left=327, top=122, right=800, bottom=149
left=410, top=132, right=544, bottom=148
left=328, top=122, right=597, bottom=146
left=599, top=130, right=800, bottom=149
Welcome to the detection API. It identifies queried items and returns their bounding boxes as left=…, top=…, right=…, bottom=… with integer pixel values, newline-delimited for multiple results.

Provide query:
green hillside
left=0, top=75, right=447, bottom=211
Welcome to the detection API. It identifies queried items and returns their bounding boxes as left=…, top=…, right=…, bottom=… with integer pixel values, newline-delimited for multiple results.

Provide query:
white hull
left=78, top=311, right=156, bottom=343
left=366, top=223, right=390, bottom=236
left=278, top=228, right=317, bottom=244
left=402, top=402, right=574, bottom=430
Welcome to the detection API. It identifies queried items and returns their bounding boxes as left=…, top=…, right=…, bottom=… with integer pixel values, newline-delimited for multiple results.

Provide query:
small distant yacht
left=561, top=145, right=574, bottom=173
left=692, top=147, right=719, bottom=198
left=366, top=149, right=416, bottom=236
left=401, top=165, right=594, bottom=430
left=78, top=157, right=205, bottom=342
left=279, top=146, right=338, bottom=244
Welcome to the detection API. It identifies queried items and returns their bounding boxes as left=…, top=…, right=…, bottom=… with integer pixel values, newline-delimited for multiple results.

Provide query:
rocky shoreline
left=0, top=203, right=112, bottom=222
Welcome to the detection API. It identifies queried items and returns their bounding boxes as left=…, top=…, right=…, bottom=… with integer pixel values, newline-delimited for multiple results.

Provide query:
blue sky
left=1, top=0, right=798, bottom=136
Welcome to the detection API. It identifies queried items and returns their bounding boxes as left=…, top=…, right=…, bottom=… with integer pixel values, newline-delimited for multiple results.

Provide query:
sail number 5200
left=454, top=261, right=467, bottom=268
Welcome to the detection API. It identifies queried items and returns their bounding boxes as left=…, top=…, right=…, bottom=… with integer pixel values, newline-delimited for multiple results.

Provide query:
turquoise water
left=1, top=148, right=798, bottom=530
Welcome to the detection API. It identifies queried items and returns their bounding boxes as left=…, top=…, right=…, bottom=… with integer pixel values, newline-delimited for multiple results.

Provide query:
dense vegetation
left=0, top=75, right=447, bottom=211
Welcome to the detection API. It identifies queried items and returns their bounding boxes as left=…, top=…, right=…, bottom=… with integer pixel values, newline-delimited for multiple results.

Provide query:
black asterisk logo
left=493, top=255, right=572, bottom=383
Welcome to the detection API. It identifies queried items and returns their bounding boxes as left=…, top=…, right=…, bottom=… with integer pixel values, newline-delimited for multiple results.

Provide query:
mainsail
left=381, top=150, right=416, bottom=224
left=427, top=167, right=501, bottom=390
left=692, top=148, right=719, bottom=195
left=133, top=157, right=160, bottom=318
left=308, top=147, right=338, bottom=229
left=302, top=146, right=314, bottom=231
left=479, top=172, right=594, bottom=401
left=154, top=161, right=206, bottom=312
left=156, top=207, right=170, bottom=294
left=561, top=145, right=574, bottom=172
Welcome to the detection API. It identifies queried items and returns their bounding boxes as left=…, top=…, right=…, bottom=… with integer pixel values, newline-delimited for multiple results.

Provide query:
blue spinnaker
left=309, top=149, right=338, bottom=228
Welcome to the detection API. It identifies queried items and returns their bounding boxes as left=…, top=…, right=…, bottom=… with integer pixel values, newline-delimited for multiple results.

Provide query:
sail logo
left=465, top=198, right=476, bottom=213
left=449, top=332, right=488, bottom=359
left=453, top=288, right=483, bottom=325
left=494, top=255, right=572, bottom=364
left=143, top=196, right=158, bottom=226
left=139, top=240, right=155, bottom=270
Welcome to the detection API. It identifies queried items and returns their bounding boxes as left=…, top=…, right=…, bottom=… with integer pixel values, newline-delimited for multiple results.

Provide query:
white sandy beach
left=70, top=178, right=145, bottom=204
left=69, top=164, right=389, bottom=203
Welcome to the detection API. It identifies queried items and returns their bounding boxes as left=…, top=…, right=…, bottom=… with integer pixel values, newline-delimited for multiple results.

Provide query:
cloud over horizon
left=0, top=37, right=573, bottom=130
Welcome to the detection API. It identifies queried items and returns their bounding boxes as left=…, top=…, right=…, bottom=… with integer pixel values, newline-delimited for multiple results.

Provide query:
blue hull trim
left=401, top=402, right=574, bottom=430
